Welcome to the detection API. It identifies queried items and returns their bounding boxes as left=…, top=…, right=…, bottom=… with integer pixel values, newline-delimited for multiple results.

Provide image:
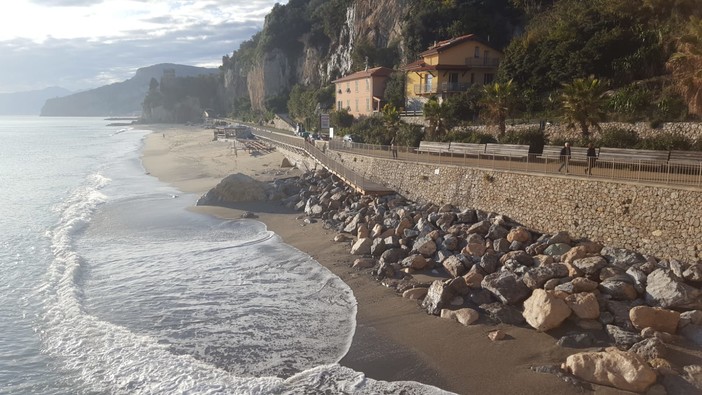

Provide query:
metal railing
left=249, top=127, right=391, bottom=194
left=245, top=124, right=702, bottom=189
left=327, top=140, right=702, bottom=189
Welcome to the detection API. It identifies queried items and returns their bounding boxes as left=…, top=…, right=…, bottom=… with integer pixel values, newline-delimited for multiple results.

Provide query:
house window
left=355, top=80, right=359, bottom=92
left=346, top=100, right=350, bottom=110
left=355, top=99, right=359, bottom=111
left=366, top=98, right=370, bottom=111
left=366, top=79, right=369, bottom=91
left=484, top=73, right=494, bottom=84
left=424, top=74, right=433, bottom=93
left=484, top=50, right=489, bottom=65
left=346, top=82, right=350, bottom=91
left=449, top=73, right=458, bottom=90
left=470, top=73, right=475, bottom=84
left=337, top=101, right=342, bottom=110
left=474, top=46, right=480, bottom=58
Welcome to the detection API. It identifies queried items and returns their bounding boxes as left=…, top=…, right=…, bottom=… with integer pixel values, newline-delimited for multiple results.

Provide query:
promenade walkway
left=250, top=127, right=395, bottom=196
left=237, top=120, right=702, bottom=191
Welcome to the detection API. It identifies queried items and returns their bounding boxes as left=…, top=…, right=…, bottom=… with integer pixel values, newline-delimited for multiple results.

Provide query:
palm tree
left=422, top=97, right=446, bottom=140
left=480, top=80, right=516, bottom=139
left=666, top=17, right=702, bottom=116
left=560, top=76, right=608, bottom=140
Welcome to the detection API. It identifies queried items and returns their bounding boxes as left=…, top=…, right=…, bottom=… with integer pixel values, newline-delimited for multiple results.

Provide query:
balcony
left=464, top=58, right=500, bottom=68
left=413, top=82, right=471, bottom=95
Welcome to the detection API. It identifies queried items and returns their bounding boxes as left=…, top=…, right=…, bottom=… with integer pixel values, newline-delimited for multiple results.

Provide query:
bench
left=416, top=141, right=450, bottom=154
left=539, top=145, right=597, bottom=162
left=598, top=147, right=669, bottom=164
left=448, top=142, right=486, bottom=156
left=668, top=150, right=702, bottom=166
left=483, top=143, right=530, bottom=159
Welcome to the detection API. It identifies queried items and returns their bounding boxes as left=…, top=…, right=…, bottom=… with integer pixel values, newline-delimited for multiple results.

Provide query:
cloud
left=29, top=0, right=104, bottom=6
left=0, top=1, right=285, bottom=93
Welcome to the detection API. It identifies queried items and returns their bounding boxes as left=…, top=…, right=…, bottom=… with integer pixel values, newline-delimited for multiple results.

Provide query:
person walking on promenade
left=585, top=143, right=597, bottom=175
left=558, top=142, right=571, bottom=173
left=390, top=137, right=398, bottom=159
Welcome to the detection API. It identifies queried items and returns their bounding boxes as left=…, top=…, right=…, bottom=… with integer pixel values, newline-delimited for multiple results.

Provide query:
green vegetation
left=560, top=76, right=608, bottom=140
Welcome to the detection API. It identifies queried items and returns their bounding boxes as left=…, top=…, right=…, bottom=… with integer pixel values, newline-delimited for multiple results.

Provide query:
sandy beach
left=140, top=124, right=604, bottom=394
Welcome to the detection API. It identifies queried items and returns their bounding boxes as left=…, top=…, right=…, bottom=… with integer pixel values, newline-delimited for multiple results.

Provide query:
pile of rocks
left=268, top=168, right=702, bottom=393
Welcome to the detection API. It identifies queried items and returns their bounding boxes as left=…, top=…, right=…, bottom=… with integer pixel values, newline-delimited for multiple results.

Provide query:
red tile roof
left=332, top=67, right=393, bottom=83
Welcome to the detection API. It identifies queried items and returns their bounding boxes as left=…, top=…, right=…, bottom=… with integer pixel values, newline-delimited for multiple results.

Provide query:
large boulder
left=522, top=264, right=568, bottom=289
left=629, top=306, right=680, bottom=334
left=562, top=349, right=657, bottom=392
left=196, top=173, right=268, bottom=205
left=572, top=256, right=608, bottom=276
left=507, top=226, right=531, bottom=243
left=523, top=289, right=572, bottom=331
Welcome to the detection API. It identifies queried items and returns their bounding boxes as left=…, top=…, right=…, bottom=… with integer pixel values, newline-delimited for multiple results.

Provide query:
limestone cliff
left=223, top=0, right=409, bottom=112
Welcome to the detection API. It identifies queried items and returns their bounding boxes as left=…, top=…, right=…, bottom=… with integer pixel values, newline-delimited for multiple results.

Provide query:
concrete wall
left=325, top=150, right=702, bottom=263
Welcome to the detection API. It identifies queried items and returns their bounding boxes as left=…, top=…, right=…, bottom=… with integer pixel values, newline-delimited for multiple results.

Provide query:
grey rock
left=370, top=238, right=387, bottom=257
left=547, top=231, right=572, bottom=245
left=606, top=324, right=642, bottom=348
left=544, top=243, right=571, bottom=256
left=522, top=264, right=569, bottom=289
left=481, top=271, right=530, bottom=305
left=680, top=324, right=702, bottom=346
left=599, top=279, right=638, bottom=301
left=441, top=235, right=459, bottom=251
left=684, top=264, right=702, bottom=283
left=443, top=255, right=467, bottom=278
left=380, top=247, right=407, bottom=264
left=646, top=268, right=702, bottom=309
left=480, top=302, right=526, bottom=325
left=601, top=246, right=647, bottom=269
left=412, top=236, right=437, bottom=257
left=572, top=256, right=608, bottom=276
left=493, top=238, right=511, bottom=253
left=479, top=252, right=500, bottom=274
left=680, top=310, right=702, bottom=328
left=422, top=280, right=453, bottom=315
left=487, top=224, right=509, bottom=240
left=630, top=337, right=666, bottom=361
left=509, top=241, right=525, bottom=251
left=468, top=289, right=494, bottom=305
left=467, top=220, right=490, bottom=236
left=557, top=333, right=597, bottom=348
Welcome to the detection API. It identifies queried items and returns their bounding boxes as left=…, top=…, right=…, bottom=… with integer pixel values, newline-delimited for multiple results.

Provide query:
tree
left=666, top=17, right=702, bottom=116
left=382, top=104, right=401, bottom=142
left=422, top=97, right=447, bottom=141
left=383, top=71, right=406, bottom=110
left=479, top=80, right=517, bottom=138
left=560, top=75, right=608, bottom=140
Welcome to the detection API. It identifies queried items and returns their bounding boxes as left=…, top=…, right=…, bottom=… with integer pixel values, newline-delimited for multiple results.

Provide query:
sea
left=0, top=116, right=449, bottom=394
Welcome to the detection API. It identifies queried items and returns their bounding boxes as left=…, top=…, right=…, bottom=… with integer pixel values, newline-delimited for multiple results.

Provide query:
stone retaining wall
left=402, top=117, right=702, bottom=143
left=324, top=150, right=702, bottom=263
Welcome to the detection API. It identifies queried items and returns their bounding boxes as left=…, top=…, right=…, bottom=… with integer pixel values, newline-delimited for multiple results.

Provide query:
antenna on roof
left=364, top=56, right=369, bottom=71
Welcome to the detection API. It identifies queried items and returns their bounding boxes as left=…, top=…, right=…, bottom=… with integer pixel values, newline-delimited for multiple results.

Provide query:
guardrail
left=245, top=124, right=702, bottom=189
left=250, top=127, right=393, bottom=194
left=327, top=140, right=702, bottom=189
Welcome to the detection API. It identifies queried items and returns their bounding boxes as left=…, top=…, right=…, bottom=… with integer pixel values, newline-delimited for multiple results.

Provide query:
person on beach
left=585, top=143, right=596, bottom=175
left=558, top=142, right=571, bottom=173
left=390, top=137, right=398, bottom=159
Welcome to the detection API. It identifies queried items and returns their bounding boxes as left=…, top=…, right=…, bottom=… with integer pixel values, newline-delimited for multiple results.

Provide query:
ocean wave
left=37, top=170, right=450, bottom=394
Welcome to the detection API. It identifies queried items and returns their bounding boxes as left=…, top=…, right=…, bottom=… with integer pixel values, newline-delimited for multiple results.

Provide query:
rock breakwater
left=203, top=167, right=702, bottom=393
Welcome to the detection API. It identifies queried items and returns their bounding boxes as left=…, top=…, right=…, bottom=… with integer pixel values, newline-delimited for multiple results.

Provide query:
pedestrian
left=558, top=142, right=571, bottom=173
left=585, top=143, right=597, bottom=175
left=390, top=137, right=398, bottom=159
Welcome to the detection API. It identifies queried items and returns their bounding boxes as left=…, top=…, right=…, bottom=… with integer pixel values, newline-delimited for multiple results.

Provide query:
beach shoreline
left=139, top=124, right=586, bottom=394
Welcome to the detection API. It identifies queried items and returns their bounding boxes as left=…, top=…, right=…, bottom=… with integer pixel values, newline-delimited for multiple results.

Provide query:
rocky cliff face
left=225, top=0, right=408, bottom=112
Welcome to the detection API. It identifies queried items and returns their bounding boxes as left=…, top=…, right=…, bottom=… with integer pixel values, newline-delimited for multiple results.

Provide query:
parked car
left=343, top=134, right=357, bottom=143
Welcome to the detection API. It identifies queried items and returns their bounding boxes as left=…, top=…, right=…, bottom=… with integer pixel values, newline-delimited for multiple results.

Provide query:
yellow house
left=404, top=34, right=502, bottom=111
left=332, top=67, right=393, bottom=117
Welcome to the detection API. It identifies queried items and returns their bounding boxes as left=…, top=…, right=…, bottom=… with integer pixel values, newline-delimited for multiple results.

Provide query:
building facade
left=332, top=67, right=393, bottom=117
left=404, top=34, right=502, bottom=111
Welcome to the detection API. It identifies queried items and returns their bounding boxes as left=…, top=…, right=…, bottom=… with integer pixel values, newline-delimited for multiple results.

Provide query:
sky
left=0, top=0, right=287, bottom=93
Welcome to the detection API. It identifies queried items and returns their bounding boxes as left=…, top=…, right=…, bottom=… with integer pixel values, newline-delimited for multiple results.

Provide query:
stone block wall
left=327, top=150, right=702, bottom=263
